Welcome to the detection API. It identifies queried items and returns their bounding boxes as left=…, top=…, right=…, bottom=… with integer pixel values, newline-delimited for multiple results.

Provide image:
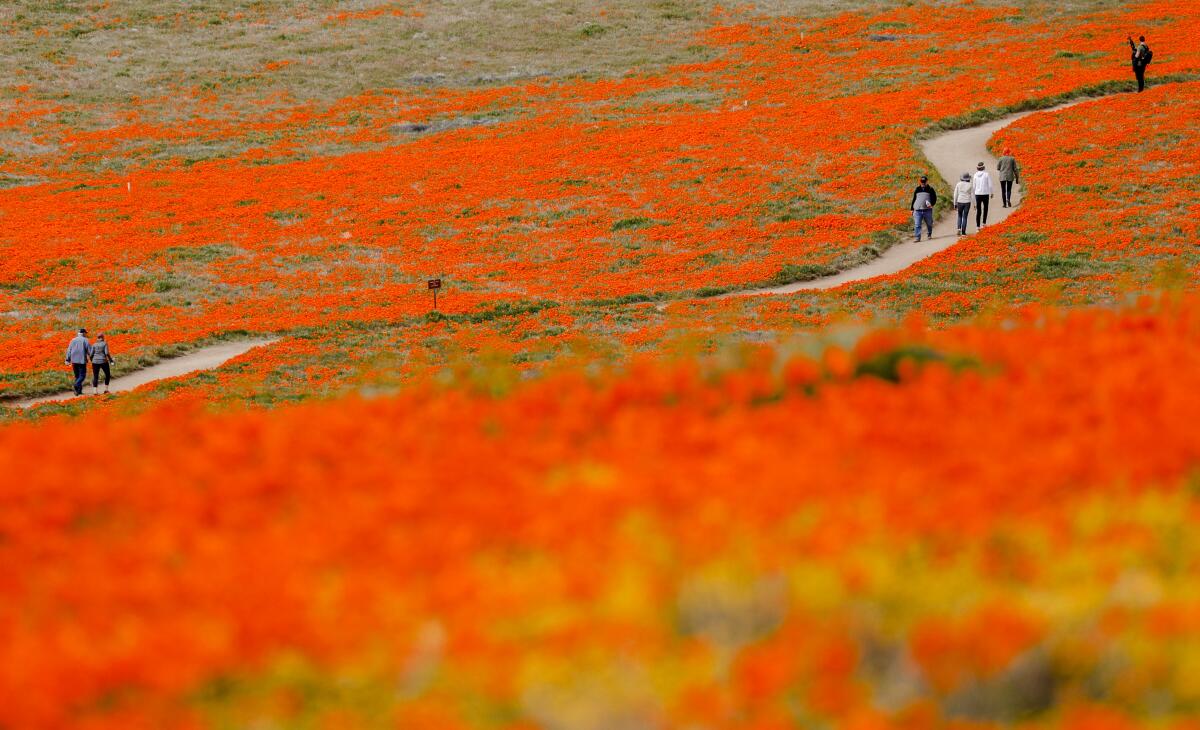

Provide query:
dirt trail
left=5, top=97, right=1117, bottom=404
left=731, top=96, right=1101, bottom=296
left=11, top=338, right=277, bottom=409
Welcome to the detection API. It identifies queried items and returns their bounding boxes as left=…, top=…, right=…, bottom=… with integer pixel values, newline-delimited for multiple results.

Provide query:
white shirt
left=973, top=170, right=994, bottom=195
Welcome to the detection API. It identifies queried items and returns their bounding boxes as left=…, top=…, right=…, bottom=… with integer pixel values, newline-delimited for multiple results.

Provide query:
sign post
left=428, top=278, right=442, bottom=310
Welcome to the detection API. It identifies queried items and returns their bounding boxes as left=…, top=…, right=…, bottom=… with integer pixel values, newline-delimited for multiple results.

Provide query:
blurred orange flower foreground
left=5, top=293, right=1200, bottom=729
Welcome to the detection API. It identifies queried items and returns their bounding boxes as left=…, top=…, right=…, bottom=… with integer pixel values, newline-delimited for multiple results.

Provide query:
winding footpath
left=732, top=96, right=1101, bottom=296
left=11, top=338, right=277, bottom=409
left=7, top=95, right=1118, bottom=407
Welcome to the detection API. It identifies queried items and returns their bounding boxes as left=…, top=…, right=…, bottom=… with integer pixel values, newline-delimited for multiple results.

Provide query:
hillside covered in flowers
left=2, top=1, right=1200, bottom=728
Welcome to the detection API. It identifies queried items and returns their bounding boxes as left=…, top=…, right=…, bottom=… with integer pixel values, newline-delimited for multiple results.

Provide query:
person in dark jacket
left=1128, top=35, right=1151, bottom=92
left=910, top=175, right=937, bottom=242
left=90, top=333, right=115, bottom=394
left=64, top=327, right=92, bottom=396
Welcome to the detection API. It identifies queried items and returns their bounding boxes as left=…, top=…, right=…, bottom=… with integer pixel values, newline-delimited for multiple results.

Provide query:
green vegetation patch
left=162, top=243, right=239, bottom=263
left=611, top=216, right=657, bottom=232
left=773, top=263, right=838, bottom=285
left=1030, top=251, right=1097, bottom=279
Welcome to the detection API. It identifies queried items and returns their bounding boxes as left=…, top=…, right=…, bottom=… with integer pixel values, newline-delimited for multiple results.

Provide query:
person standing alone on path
left=997, top=149, right=1020, bottom=208
left=910, top=175, right=937, bottom=242
left=953, top=173, right=974, bottom=236
left=64, top=328, right=92, bottom=396
left=1128, top=35, right=1151, bottom=92
left=90, top=333, right=114, bottom=394
left=973, top=162, right=994, bottom=230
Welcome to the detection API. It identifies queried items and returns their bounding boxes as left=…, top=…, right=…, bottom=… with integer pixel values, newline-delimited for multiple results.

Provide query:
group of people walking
left=910, top=151, right=1020, bottom=240
left=64, top=328, right=115, bottom=396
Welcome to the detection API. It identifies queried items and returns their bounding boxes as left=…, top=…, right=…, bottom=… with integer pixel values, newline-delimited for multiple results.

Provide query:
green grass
left=611, top=216, right=656, bottom=232
left=772, top=263, right=839, bottom=285
left=1030, top=251, right=1096, bottom=279
left=162, top=244, right=239, bottom=263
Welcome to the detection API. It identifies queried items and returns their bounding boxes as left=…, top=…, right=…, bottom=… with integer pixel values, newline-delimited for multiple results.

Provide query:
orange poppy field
left=3, top=1, right=1200, bottom=727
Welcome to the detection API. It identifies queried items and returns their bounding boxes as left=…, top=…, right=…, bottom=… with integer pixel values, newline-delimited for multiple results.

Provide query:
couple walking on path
left=64, top=328, right=115, bottom=396
left=910, top=151, right=1019, bottom=240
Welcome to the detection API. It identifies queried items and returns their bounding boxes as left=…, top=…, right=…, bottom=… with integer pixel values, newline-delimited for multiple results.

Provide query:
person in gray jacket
left=997, top=149, right=1020, bottom=208
left=90, top=333, right=115, bottom=394
left=64, top=327, right=92, bottom=396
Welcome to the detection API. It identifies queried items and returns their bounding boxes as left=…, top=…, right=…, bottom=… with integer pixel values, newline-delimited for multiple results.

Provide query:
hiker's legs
left=912, top=210, right=923, bottom=239
left=1135, top=65, right=1145, bottom=92
left=975, top=195, right=990, bottom=226
left=956, top=203, right=970, bottom=233
left=92, top=363, right=110, bottom=388
left=1000, top=180, right=1013, bottom=207
left=920, top=209, right=933, bottom=237
left=72, top=364, right=87, bottom=395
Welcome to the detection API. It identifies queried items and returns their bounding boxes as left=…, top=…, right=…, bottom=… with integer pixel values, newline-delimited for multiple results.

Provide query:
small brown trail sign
left=428, top=278, right=442, bottom=309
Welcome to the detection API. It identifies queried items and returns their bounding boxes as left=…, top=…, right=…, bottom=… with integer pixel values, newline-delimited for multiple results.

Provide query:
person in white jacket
left=953, top=173, right=974, bottom=236
left=973, top=162, right=994, bottom=230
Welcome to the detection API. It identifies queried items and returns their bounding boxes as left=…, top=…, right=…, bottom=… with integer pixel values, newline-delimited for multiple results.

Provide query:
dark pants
left=975, top=195, right=991, bottom=227
left=71, top=363, right=88, bottom=395
left=955, top=202, right=971, bottom=234
left=1000, top=180, right=1014, bottom=207
left=92, top=362, right=111, bottom=388
left=1134, top=64, right=1146, bottom=92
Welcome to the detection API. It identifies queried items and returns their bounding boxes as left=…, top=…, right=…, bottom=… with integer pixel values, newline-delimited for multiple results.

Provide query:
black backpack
left=1144, top=46, right=1153, bottom=65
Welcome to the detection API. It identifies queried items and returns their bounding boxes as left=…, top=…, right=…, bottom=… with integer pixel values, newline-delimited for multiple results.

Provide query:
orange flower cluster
left=5, top=293, right=1200, bottom=728
left=325, top=3, right=419, bottom=24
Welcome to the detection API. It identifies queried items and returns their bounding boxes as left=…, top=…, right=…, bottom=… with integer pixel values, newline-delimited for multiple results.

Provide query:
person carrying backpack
left=1128, top=35, right=1152, bottom=93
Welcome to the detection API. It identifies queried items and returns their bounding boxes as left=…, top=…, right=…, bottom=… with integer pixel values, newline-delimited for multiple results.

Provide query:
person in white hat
left=953, top=172, right=974, bottom=236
